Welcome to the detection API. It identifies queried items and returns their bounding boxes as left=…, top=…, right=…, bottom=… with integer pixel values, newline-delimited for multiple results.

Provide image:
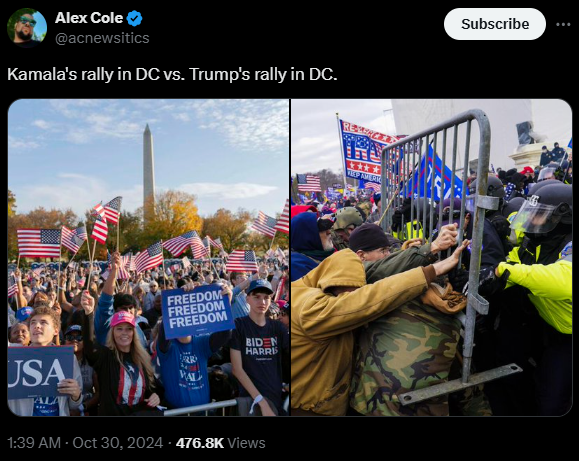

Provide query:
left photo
left=8, top=99, right=290, bottom=417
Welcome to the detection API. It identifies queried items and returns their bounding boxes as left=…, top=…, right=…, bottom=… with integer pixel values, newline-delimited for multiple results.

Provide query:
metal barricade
left=379, top=109, right=522, bottom=405
left=164, top=399, right=238, bottom=416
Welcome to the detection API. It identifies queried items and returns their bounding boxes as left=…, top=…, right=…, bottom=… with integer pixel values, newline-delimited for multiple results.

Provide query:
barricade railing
left=379, top=109, right=522, bottom=405
left=164, top=399, right=238, bottom=416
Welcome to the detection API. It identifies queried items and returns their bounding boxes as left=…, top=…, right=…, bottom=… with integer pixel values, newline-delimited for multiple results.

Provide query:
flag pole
left=58, top=239, right=62, bottom=291
left=268, top=231, right=277, bottom=251
left=17, top=255, right=21, bottom=270
left=336, top=112, right=349, bottom=193
left=160, top=240, right=167, bottom=284
left=206, top=243, right=221, bottom=281
left=117, top=219, right=120, bottom=253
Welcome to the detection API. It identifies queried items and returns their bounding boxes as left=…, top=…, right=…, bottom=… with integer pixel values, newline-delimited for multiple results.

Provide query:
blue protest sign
left=162, top=285, right=235, bottom=339
left=8, top=346, right=74, bottom=399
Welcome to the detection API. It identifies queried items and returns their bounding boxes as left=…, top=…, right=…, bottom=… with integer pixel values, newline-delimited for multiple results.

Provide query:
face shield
left=537, top=167, right=557, bottom=182
left=465, top=194, right=476, bottom=213
left=509, top=198, right=563, bottom=234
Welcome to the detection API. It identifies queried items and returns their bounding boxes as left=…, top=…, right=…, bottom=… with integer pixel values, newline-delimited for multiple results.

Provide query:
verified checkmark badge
left=127, top=10, right=143, bottom=26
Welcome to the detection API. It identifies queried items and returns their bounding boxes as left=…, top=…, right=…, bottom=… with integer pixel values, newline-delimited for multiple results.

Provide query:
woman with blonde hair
left=80, top=290, right=163, bottom=416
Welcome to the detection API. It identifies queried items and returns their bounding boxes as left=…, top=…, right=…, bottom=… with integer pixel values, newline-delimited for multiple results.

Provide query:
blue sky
left=8, top=99, right=289, bottom=220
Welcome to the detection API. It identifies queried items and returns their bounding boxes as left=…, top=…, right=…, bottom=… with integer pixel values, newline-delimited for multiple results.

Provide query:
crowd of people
left=8, top=253, right=290, bottom=417
left=290, top=155, right=572, bottom=416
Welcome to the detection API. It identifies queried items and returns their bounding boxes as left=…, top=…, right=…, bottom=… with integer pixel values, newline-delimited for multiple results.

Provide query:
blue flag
left=405, top=146, right=464, bottom=201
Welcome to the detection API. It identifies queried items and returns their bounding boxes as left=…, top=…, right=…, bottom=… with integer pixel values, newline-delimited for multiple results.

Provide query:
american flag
left=61, top=226, right=87, bottom=253
left=107, top=251, right=132, bottom=280
left=90, top=216, right=108, bottom=245
left=17, top=229, right=61, bottom=258
left=252, top=211, right=278, bottom=238
left=226, top=250, right=259, bottom=272
left=207, top=235, right=224, bottom=251
left=273, top=200, right=289, bottom=235
left=182, top=256, right=192, bottom=270
left=92, top=203, right=107, bottom=222
left=365, top=182, right=382, bottom=193
left=8, top=274, right=19, bottom=297
left=134, top=242, right=164, bottom=274
left=297, top=174, right=322, bottom=192
left=104, top=196, right=122, bottom=225
left=163, top=231, right=197, bottom=257
left=202, top=237, right=212, bottom=255
left=191, top=231, right=209, bottom=259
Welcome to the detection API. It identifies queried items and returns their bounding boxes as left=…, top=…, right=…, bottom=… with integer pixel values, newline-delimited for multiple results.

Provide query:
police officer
left=494, top=182, right=572, bottom=415
left=550, top=142, right=566, bottom=163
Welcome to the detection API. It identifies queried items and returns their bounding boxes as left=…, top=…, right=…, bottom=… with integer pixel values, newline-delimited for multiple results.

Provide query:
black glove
left=477, top=265, right=510, bottom=297
left=448, top=267, right=470, bottom=293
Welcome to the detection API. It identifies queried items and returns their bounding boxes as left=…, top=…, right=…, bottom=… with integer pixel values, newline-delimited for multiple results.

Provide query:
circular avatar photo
left=8, top=9, right=47, bottom=48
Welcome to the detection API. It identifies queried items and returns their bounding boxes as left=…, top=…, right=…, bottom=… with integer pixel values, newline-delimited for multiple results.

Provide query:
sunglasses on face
left=65, top=334, right=83, bottom=342
left=19, top=16, right=37, bottom=27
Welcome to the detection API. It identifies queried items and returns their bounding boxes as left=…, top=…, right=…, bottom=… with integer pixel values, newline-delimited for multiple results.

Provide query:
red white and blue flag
left=191, top=231, right=209, bottom=259
left=134, top=242, right=164, bottom=274
left=340, top=119, right=402, bottom=184
left=163, top=231, right=197, bottom=257
left=17, top=229, right=61, bottom=258
left=91, top=216, right=108, bottom=244
left=61, top=226, right=87, bottom=253
left=226, top=250, right=258, bottom=272
left=252, top=211, right=278, bottom=238
left=8, top=274, right=19, bottom=297
left=104, top=196, right=122, bottom=225
left=297, top=174, right=321, bottom=192
left=364, top=181, right=381, bottom=193
left=92, top=203, right=107, bottom=221
left=273, top=200, right=289, bottom=235
left=207, top=235, right=223, bottom=251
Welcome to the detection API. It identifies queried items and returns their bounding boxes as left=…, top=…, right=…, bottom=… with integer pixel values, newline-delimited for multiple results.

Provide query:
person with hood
left=347, top=223, right=487, bottom=416
left=290, top=212, right=335, bottom=282
left=290, top=234, right=469, bottom=416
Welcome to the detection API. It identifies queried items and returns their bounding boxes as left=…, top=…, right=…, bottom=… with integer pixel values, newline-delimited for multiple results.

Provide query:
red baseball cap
left=520, top=166, right=534, bottom=175
left=110, top=311, right=136, bottom=328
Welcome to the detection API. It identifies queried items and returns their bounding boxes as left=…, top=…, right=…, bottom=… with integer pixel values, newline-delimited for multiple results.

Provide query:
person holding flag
left=94, top=252, right=147, bottom=347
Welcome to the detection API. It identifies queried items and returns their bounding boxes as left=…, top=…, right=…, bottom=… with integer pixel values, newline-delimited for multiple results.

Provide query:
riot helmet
left=510, top=183, right=572, bottom=234
left=537, top=163, right=559, bottom=182
left=466, top=175, right=505, bottom=212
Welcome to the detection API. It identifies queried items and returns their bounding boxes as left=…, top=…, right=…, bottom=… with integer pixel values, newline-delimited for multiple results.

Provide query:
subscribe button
left=445, top=8, right=546, bottom=40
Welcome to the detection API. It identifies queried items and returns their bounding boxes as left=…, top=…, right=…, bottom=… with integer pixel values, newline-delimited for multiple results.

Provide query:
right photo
left=290, top=99, right=572, bottom=416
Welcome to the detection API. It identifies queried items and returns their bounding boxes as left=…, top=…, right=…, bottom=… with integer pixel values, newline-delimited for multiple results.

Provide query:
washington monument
left=143, top=124, right=156, bottom=222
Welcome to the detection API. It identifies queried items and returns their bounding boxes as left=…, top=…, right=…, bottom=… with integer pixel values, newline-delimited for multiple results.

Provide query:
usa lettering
left=8, top=359, right=66, bottom=387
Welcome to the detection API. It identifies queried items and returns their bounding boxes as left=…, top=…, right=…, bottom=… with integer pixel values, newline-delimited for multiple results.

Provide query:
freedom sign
left=162, top=285, right=235, bottom=339
left=8, top=346, right=75, bottom=399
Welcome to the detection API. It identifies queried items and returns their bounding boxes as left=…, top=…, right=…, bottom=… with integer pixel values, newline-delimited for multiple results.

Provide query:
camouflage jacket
left=291, top=249, right=430, bottom=416
left=350, top=244, right=461, bottom=416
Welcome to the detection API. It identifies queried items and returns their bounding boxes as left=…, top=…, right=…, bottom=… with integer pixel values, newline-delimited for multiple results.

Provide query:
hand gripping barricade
left=379, top=109, right=522, bottom=405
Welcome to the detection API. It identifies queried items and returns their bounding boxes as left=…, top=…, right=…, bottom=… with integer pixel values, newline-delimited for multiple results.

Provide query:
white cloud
left=8, top=135, right=40, bottom=150
left=17, top=173, right=144, bottom=219
left=173, top=113, right=191, bottom=122
left=177, top=182, right=277, bottom=200
left=32, top=120, right=51, bottom=130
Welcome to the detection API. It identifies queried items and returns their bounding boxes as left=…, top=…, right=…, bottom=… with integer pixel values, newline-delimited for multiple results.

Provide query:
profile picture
left=8, top=9, right=46, bottom=48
